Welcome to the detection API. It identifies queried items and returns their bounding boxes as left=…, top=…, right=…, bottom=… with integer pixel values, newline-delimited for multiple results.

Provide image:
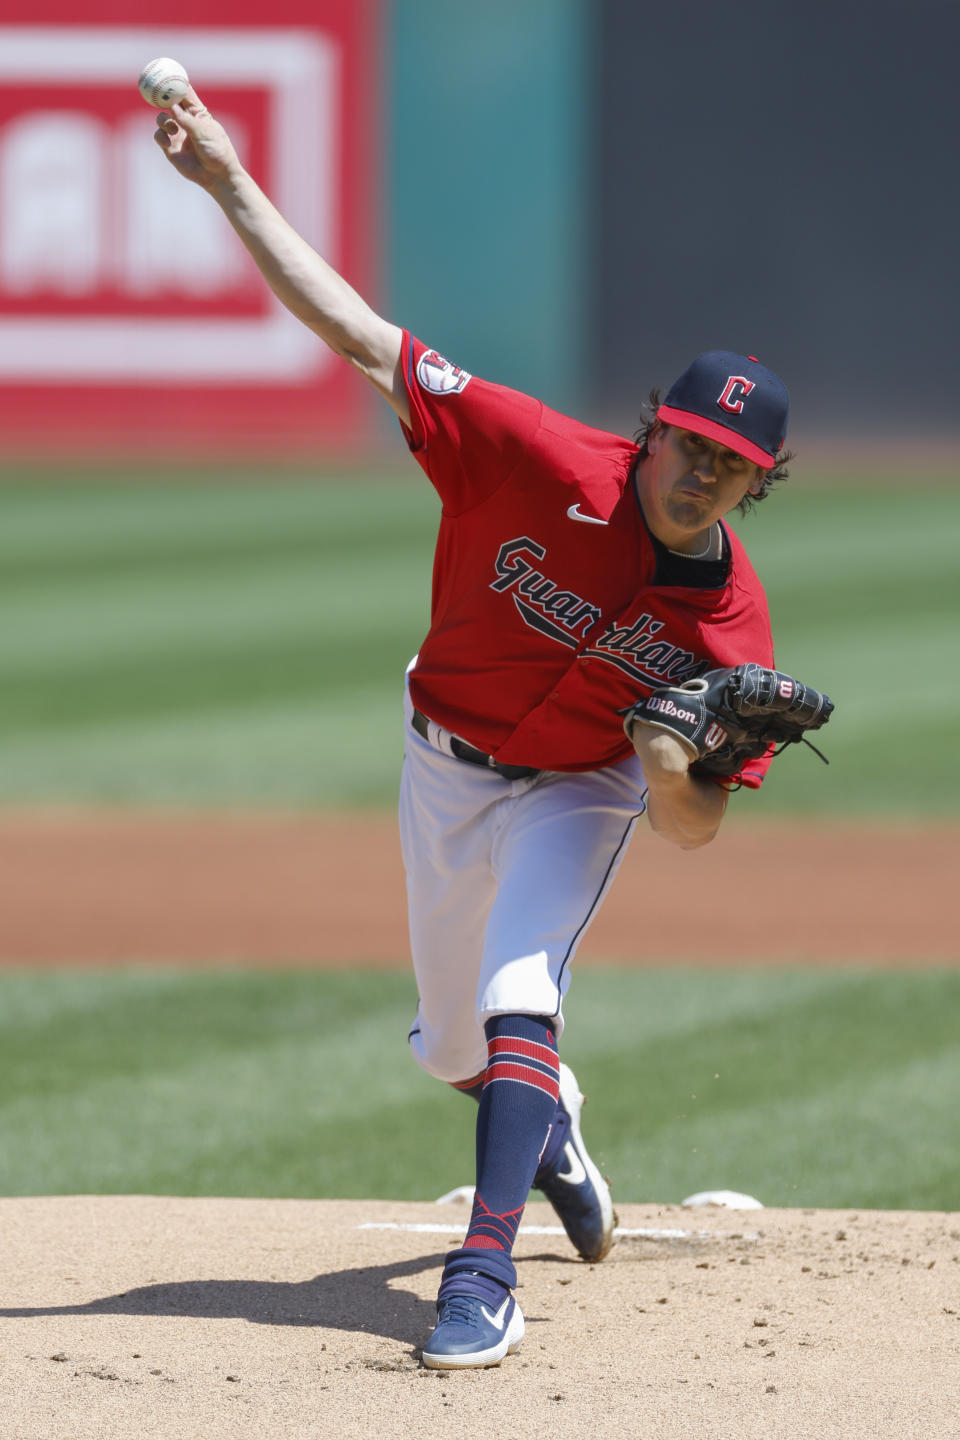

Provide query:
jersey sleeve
left=698, top=743, right=772, bottom=791
left=732, top=743, right=775, bottom=790
left=398, top=331, right=543, bottom=514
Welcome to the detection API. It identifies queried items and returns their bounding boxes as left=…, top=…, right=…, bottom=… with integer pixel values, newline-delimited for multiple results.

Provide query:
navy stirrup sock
left=443, top=1014, right=560, bottom=1290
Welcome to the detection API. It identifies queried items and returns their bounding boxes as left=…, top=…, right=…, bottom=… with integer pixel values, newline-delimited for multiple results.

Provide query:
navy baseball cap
left=657, top=350, right=789, bottom=469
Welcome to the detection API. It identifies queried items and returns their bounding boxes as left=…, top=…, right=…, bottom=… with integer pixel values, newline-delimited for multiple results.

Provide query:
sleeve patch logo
left=417, top=349, right=472, bottom=395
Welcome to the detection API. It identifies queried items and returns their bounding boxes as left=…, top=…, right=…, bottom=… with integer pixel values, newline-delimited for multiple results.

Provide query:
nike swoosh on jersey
left=480, top=1297, right=512, bottom=1331
left=556, top=1141, right=588, bottom=1186
left=566, top=503, right=609, bottom=526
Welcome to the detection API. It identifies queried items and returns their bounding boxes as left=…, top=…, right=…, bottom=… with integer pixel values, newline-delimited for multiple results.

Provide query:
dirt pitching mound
left=0, top=1195, right=957, bottom=1440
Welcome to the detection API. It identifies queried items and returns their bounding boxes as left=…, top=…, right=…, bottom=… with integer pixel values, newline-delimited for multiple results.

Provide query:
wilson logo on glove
left=703, top=722, right=728, bottom=751
left=622, top=663, right=835, bottom=783
left=645, top=696, right=697, bottom=725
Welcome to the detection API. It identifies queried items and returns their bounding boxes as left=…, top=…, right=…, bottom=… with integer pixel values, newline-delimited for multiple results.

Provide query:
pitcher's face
left=636, top=424, right=765, bottom=548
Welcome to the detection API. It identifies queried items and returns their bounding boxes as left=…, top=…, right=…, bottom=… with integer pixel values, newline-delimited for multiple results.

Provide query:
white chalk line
left=358, top=1221, right=759, bottom=1241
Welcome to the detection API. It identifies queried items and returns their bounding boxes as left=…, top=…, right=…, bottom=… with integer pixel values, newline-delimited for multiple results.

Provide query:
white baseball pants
left=399, top=676, right=648, bottom=1084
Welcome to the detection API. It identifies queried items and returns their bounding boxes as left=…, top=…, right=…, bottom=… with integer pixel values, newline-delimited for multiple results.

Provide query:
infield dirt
left=2, top=812, right=956, bottom=1437
left=0, top=811, right=955, bottom=966
left=1, top=1195, right=957, bottom=1440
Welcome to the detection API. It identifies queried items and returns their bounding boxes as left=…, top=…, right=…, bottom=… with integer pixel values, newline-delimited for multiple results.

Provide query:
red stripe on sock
left=482, top=1061, right=560, bottom=1099
left=472, top=1193, right=525, bottom=1222
left=488, top=1036, right=559, bottom=1068
left=449, top=1071, right=486, bottom=1091
left=464, top=1193, right=525, bottom=1253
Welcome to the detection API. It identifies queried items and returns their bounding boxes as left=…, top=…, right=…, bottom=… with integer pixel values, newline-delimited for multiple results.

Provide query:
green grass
left=0, top=469, right=955, bottom=814
left=728, top=485, right=960, bottom=816
left=1, top=967, right=957, bottom=1211
left=0, top=474, right=437, bottom=806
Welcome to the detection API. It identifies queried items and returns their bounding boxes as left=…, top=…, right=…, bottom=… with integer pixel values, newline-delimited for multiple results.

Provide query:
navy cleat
left=533, top=1061, right=617, bottom=1262
left=422, top=1271, right=525, bottom=1370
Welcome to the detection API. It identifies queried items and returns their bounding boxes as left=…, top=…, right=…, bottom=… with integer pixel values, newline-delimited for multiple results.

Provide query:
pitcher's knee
left=477, top=952, right=567, bottom=1030
left=408, top=1022, right=487, bottom=1085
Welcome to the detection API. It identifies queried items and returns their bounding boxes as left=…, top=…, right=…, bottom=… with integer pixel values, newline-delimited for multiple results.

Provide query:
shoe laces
left=438, top=1293, right=482, bottom=1326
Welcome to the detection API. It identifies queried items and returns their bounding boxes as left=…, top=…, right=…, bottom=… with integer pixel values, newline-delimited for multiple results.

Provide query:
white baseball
left=138, top=58, right=190, bottom=109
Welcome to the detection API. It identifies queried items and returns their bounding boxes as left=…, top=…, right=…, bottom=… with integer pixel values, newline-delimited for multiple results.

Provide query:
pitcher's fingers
left=171, top=90, right=212, bottom=126
left=153, top=115, right=179, bottom=151
left=153, top=126, right=189, bottom=160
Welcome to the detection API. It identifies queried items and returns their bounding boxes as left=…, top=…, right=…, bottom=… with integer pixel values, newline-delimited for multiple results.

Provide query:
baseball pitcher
left=152, top=86, right=833, bottom=1371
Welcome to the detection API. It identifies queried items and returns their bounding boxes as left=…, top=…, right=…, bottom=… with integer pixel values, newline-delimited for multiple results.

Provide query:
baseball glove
left=621, top=663, right=834, bottom=779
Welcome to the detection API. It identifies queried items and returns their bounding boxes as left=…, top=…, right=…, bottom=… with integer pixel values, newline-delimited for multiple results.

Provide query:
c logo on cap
left=717, top=376, right=755, bottom=414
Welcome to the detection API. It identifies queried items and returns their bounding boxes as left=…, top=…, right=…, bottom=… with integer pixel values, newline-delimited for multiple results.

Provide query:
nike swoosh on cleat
left=480, top=1298, right=512, bottom=1331
left=566, top=503, right=608, bottom=526
left=556, top=1141, right=588, bottom=1186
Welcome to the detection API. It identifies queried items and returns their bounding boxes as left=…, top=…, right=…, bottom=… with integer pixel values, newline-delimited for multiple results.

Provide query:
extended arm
left=630, top=729, right=729, bottom=849
left=154, top=92, right=408, bottom=424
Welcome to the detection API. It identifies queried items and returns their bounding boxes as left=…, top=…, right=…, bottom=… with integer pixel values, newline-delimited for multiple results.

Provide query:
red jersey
left=399, top=333, right=775, bottom=786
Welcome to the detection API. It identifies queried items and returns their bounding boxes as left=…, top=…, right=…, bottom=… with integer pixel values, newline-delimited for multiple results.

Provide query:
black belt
left=411, top=708, right=539, bottom=781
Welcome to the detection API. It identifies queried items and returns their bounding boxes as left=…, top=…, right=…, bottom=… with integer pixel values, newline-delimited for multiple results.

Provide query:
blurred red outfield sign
left=0, top=3, right=379, bottom=455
